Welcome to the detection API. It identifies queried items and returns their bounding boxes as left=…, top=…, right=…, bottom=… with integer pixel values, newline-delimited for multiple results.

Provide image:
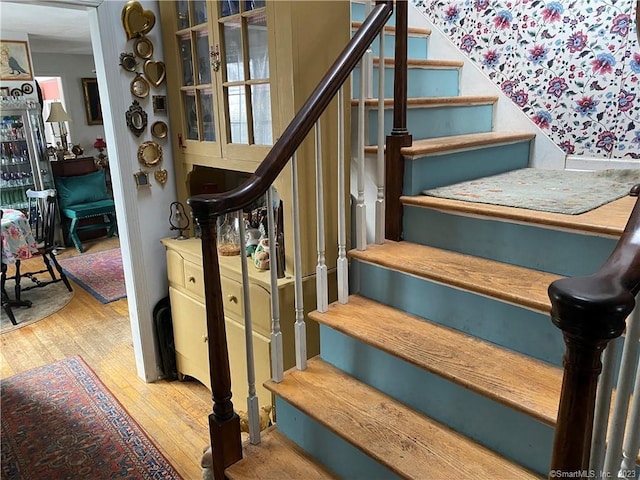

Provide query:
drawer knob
left=227, top=295, right=238, bottom=304
left=203, top=336, right=208, bottom=343
left=188, top=276, right=196, bottom=283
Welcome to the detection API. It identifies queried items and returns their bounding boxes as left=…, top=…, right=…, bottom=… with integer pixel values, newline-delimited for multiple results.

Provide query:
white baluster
left=292, top=154, right=307, bottom=370
left=238, top=211, right=260, bottom=444
left=364, top=0, right=373, bottom=99
left=374, top=29, right=385, bottom=245
left=266, top=187, right=284, bottom=383
left=620, top=339, right=640, bottom=475
left=315, top=121, right=328, bottom=313
left=603, top=304, right=640, bottom=477
left=589, top=336, right=621, bottom=474
left=356, top=58, right=367, bottom=251
left=337, top=87, right=349, bottom=304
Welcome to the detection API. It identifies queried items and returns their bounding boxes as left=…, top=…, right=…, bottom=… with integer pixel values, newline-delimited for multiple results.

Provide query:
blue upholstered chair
left=54, top=169, right=117, bottom=253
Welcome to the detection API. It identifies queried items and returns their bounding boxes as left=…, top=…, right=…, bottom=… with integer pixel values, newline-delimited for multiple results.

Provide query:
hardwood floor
left=1, top=237, right=212, bottom=479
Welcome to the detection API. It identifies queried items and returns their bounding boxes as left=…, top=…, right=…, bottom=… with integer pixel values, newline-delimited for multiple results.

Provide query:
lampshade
left=93, top=137, right=107, bottom=149
left=46, top=102, right=71, bottom=123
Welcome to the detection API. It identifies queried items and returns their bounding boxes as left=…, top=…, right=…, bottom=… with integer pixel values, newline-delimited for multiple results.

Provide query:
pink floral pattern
left=412, top=0, right=639, bottom=159
left=1, top=209, right=38, bottom=264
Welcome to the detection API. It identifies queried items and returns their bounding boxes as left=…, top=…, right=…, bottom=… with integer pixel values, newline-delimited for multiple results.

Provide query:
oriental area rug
left=58, top=248, right=126, bottom=303
left=423, top=168, right=640, bottom=215
left=1, top=356, right=182, bottom=480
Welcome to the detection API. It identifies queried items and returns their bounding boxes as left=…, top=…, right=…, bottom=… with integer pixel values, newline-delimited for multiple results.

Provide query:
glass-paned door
left=174, top=0, right=222, bottom=156
left=217, top=1, right=273, bottom=148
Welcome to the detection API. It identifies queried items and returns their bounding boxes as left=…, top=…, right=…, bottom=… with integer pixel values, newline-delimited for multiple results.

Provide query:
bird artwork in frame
left=0, top=40, right=33, bottom=81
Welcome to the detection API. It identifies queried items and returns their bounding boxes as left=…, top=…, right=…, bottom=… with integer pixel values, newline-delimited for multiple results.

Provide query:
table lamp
left=94, top=137, right=107, bottom=167
left=46, top=102, right=71, bottom=159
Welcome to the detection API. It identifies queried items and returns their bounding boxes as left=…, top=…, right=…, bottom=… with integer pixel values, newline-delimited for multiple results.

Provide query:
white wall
left=31, top=52, right=105, bottom=157
left=90, top=0, right=177, bottom=382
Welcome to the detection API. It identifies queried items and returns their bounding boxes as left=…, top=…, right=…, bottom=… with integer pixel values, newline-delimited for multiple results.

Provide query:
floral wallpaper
left=412, top=0, right=639, bottom=160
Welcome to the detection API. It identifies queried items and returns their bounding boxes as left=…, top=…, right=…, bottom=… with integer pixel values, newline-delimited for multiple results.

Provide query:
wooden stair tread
left=401, top=194, right=635, bottom=238
left=266, top=358, right=542, bottom=480
left=364, top=131, right=535, bottom=155
left=374, top=57, right=463, bottom=68
left=226, top=428, right=339, bottom=480
left=349, top=241, right=559, bottom=313
left=352, top=20, right=431, bottom=36
left=352, top=95, right=498, bottom=108
left=310, top=294, right=561, bottom=426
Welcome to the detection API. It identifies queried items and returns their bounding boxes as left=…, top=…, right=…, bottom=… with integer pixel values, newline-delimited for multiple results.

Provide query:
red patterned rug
left=58, top=248, right=126, bottom=303
left=1, top=356, right=182, bottom=479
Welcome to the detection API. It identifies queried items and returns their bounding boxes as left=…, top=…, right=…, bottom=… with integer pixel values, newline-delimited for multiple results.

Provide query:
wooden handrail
left=189, top=1, right=394, bottom=221
left=548, top=188, right=640, bottom=476
left=188, top=4, right=395, bottom=479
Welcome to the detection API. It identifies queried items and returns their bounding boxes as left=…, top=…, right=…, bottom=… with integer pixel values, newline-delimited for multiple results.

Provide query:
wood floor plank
left=0, top=238, right=212, bottom=480
left=349, top=241, right=559, bottom=313
left=401, top=194, right=635, bottom=238
left=226, top=428, right=339, bottom=480
left=266, top=358, right=542, bottom=480
left=310, top=295, right=561, bottom=426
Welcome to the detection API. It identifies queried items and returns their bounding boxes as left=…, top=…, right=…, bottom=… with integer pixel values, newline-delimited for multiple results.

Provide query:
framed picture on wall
left=0, top=40, right=33, bottom=81
left=82, top=77, right=103, bottom=125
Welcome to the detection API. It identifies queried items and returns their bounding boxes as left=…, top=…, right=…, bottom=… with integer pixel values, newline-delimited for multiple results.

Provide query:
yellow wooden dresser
left=161, top=237, right=320, bottom=408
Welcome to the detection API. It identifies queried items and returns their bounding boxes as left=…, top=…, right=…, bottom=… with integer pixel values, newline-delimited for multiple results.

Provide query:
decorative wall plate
left=10, top=88, right=23, bottom=97
left=134, top=37, right=154, bottom=59
left=143, top=60, right=166, bottom=87
left=130, top=73, right=150, bottom=98
left=125, top=100, right=147, bottom=137
left=121, top=1, right=155, bottom=40
left=151, top=121, right=168, bottom=139
left=154, top=168, right=168, bottom=185
left=137, top=140, right=163, bottom=167
left=21, top=83, right=33, bottom=94
left=119, top=52, right=138, bottom=72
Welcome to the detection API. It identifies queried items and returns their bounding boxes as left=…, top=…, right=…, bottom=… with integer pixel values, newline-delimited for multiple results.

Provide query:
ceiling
left=0, top=0, right=99, bottom=55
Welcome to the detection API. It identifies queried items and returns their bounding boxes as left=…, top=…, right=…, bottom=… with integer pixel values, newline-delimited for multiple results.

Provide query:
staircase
left=199, top=2, right=640, bottom=479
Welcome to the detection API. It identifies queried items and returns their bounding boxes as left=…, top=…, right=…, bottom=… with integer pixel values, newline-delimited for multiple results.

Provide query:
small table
left=1, top=209, right=38, bottom=322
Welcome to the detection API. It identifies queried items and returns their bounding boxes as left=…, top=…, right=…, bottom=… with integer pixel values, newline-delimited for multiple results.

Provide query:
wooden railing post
left=548, top=189, right=640, bottom=477
left=195, top=214, right=242, bottom=480
left=385, top=0, right=411, bottom=241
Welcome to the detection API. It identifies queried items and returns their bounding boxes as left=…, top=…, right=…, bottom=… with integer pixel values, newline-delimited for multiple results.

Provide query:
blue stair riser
left=351, top=1, right=396, bottom=24
left=403, top=206, right=618, bottom=278
left=353, top=259, right=565, bottom=366
left=352, top=30, right=429, bottom=59
left=320, top=326, right=554, bottom=476
left=354, top=103, right=494, bottom=145
left=275, top=398, right=402, bottom=480
left=352, top=66, right=460, bottom=99
left=403, top=142, right=531, bottom=195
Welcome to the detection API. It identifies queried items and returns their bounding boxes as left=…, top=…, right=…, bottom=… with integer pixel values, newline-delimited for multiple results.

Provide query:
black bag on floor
left=153, top=296, right=178, bottom=380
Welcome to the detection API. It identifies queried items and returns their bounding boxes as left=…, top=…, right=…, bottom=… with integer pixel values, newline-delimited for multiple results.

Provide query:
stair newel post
left=385, top=0, right=412, bottom=241
left=195, top=213, right=242, bottom=480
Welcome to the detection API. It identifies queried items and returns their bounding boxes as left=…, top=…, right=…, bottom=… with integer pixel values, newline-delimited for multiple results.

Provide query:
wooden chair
left=54, top=169, right=117, bottom=253
left=20, top=189, right=73, bottom=293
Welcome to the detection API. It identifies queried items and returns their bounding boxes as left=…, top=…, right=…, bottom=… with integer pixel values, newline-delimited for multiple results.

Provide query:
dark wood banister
left=548, top=188, right=640, bottom=476
left=188, top=3, right=395, bottom=479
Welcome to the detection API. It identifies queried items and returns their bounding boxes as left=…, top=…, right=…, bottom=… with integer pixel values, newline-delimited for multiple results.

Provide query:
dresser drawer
left=183, top=260, right=205, bottom=300
left=166, top=250, right=185, bottom=288
left=220, top=275, right=243, bottom=319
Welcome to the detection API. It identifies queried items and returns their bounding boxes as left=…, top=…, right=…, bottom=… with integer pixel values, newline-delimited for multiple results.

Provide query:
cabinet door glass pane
left=247, top=13, right=268, bottom=79
left=176, top=0, right=189, bottom=29
left=196, top=30, right=211, bottom=85
left=220, top=0, right=240, bottom=17
left=251, top=84, right=272, bottom=145
left=183, top=91, right=198, bottom=140
left=200, top=90, right=216, bottom=142
left=244, top=1, right=265, bottom=11
left=226, top=86, right=248, bottom=143
left=191, top=0, right=207, bottom=24
left=180, top=34, right=194, bottom=86
left=223, top=20, right=244, bottom=82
